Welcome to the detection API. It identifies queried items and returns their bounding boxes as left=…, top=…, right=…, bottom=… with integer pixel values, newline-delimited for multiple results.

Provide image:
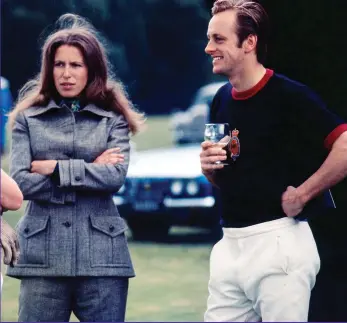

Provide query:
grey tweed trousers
left=18, top=276, right=129, bottom=322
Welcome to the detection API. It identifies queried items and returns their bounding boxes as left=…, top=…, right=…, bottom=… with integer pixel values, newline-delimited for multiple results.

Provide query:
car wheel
left=127, top=218, right=170, bottom=242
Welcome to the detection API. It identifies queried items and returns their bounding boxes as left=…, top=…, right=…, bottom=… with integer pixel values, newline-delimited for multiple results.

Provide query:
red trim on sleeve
left=232, top=69, right=274, bottom=100
left=324, top=124, right=347, bottom=150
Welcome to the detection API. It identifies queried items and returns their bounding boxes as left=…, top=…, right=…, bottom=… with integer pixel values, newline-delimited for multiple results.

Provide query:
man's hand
left=282, top=186, right=305, bottom=217
left=1, top=218, right=20, bottom=266
left=200, top=141, right=227, bottom=174
left=31, top=160, right=57, bottom=175
left=94, top=148, right=124, bottom=165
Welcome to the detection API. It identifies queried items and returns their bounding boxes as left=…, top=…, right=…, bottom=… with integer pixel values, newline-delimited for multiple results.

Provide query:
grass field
left=1, top=116, right=214, bottom=322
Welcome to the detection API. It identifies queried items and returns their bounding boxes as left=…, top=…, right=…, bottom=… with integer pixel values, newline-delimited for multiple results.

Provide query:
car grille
left=131, top=179, right=170, bottom=202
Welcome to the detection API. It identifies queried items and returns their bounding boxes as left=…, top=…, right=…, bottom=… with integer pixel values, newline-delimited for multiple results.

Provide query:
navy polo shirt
left=210, top=69, right=347, bottom=228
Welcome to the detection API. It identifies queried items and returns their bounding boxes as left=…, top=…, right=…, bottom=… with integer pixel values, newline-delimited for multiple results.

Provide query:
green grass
left=125, top=242, right=211, bottom=322
left=2, top=240, right=212, bottom=322
left=1, top=116, right=214, bottom=322
left=131, top=115, right=174, bottom=151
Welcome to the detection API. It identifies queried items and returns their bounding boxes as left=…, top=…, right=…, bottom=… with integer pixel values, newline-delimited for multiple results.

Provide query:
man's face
left=205, top=10, right=245, bottom=77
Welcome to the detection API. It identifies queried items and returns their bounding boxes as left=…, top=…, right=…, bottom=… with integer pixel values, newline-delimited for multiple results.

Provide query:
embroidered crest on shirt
left=229, top=128, right=240, bottom=161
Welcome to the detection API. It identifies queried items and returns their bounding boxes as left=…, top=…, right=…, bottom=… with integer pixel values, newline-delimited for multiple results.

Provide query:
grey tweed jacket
left=7, top=100, right=135, bottom=278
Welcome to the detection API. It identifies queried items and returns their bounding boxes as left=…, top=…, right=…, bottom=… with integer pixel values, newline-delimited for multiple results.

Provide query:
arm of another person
left=0, top=169, right=21, bottom=266
left=1, top=169, right=23, bottom=211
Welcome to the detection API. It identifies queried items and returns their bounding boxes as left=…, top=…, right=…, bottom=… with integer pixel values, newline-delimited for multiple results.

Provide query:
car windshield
left=192, top=90, right=214, bottom=107
left=171, top=82, right=226, bottom=145
left=191, top=82, right=225, bottom=106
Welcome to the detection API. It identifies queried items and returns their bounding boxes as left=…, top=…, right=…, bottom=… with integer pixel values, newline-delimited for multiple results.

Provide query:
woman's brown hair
left=9, top=13, right=145, bottom=134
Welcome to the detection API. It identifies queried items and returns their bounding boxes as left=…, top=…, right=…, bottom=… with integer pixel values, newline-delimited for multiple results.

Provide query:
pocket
left=244, top=233, right=290, bottom=276
left=275, top=234, right=290, bottom=274
left=16, top=215, right=50, bottom=267
left=89, top=215, right=132, bottom=267
left=276, top=223, right=320, bottom=275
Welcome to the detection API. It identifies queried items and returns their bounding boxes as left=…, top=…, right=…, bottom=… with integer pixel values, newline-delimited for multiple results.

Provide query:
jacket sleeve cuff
left=70, top=159, right=85, bottom=187
left=58, top=160, right=71, bottom=187
left=58, top=160, right=85, bottom=188
left=50, top=162, right=60, bottom=185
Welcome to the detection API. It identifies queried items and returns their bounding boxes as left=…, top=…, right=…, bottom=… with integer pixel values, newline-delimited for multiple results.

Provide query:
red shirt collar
left=231, top=69, right=274, bottom=100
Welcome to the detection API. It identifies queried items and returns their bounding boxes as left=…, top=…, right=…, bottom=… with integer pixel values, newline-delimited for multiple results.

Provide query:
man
left=200, top=0, right=347, bottom=321
left=1, top=168, right=23, bottom=288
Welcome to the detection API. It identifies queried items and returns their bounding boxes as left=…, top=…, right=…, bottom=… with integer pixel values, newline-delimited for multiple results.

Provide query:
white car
left=113, top=82, right=225, bottom=240
left=114, top=144, right=221, bottom=240
left=170, top=82, right=226, bottom=144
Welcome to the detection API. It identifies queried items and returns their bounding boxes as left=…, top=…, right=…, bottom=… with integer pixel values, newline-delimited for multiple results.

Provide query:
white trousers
left=204, top=217, right=320, bottom=322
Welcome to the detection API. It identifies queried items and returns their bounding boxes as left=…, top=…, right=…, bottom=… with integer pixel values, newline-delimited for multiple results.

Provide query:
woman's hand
left=94, top=148, right=124, bottom=165
left=31, top=160, right=57, bottom=175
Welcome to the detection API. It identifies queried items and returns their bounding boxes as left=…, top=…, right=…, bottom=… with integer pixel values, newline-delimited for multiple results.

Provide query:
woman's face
left=53, top=45, right=88, bottom=98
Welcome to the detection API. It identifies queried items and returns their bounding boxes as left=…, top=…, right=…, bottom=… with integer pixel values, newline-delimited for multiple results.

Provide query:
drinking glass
left=204, top=123, right=231, bottom=165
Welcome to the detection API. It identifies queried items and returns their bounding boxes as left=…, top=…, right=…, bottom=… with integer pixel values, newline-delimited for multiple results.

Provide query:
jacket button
left=63, top=221, right=71, bottom=227
left=24, top=227, right=29, bottom=234
left=109, top=225, right=115, bottom=232
left=75, top=176, right=81, bottom=181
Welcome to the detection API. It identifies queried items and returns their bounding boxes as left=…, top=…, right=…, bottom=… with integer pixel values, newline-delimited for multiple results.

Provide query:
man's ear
left=243, top=34, right=257, bottom=53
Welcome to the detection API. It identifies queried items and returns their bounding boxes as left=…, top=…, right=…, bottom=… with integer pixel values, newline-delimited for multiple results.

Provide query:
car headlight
left=171, top=180, right=183, bottom=195
left=186, top=180, right=199, bottom=196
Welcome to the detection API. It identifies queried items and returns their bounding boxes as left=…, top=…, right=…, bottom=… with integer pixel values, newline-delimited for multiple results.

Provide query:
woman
left=1, top=168, right=23, bottom=289
left=8, top=13, right=144, bottom=322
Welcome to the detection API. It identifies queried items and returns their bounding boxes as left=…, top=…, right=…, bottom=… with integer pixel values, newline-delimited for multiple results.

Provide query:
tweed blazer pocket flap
left=18, top=216, right=49, bottom=238
left=90, top=215, right=127, bottom=238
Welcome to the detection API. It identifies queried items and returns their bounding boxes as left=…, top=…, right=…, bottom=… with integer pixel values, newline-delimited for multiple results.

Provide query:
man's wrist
left=296, top=185, right=310, bottom=205
left=202, top=169, right=215, bottom=176
left=202, top=169, right=220, bottom=188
